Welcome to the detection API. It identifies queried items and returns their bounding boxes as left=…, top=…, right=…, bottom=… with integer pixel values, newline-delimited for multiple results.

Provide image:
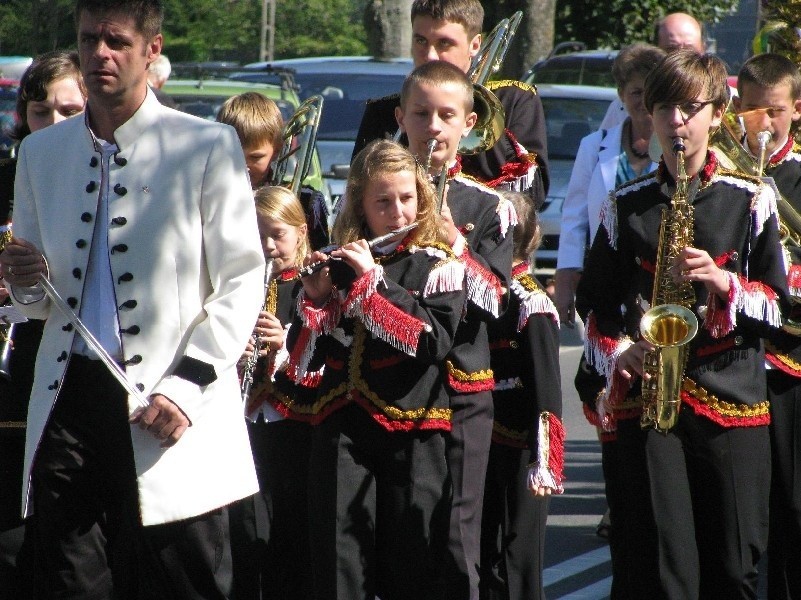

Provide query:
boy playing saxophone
left=576, top=49, right=788, bottom=598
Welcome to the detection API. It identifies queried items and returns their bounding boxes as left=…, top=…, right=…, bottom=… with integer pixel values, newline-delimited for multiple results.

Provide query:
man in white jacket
left=0, top=0, right=264, bottom=597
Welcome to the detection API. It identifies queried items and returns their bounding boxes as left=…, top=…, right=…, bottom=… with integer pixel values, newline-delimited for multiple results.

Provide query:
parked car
left=232, top=57, right=414, bottom=210
left=534, top=84, right=619, bottom=276
left=163, top=78, right=326, bottom=196
left=524, top=49, right=618, bottom=88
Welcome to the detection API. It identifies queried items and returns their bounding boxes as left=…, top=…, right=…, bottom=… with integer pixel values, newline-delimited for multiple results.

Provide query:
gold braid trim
left=492, top=421, right=528, bottom=442
left=765, top=340, right=801, bottom=372
left=446, top=360, right=494, bottom=382
left=312, top=323, right=452, bottom=421
left=266, top=278, right=279, bottom=315
left=0, top=421, right=25, bottom=428
left=486, top=79, right=538, bottom=95
left=682, top=377, right=770, bottom=418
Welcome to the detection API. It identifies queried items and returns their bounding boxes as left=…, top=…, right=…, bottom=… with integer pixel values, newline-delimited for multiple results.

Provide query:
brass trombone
left=270, top=95, right=324, bottom=195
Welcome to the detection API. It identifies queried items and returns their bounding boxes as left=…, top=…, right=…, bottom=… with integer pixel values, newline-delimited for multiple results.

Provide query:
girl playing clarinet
left=232, top=185, right=314, bottom=600
left=290, top=139, right=466, bottom=600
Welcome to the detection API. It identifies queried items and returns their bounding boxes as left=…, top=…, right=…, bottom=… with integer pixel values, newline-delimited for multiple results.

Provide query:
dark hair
left=14, top=51, right=86, bottom=141
left=400, top=60, right=474, bottom=111
left=74, top=0, right=163, bottom=39
left=411, top=0, right=484, bottom=39
left=611, top=43, right=667, bottom=90
left=644, top=49, right=729, bottom=114
left=738, top=53, right=801, bottom=101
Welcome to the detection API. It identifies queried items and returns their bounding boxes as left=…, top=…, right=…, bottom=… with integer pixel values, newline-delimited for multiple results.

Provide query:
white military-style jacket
left=11, top=90, right=264, bottom=526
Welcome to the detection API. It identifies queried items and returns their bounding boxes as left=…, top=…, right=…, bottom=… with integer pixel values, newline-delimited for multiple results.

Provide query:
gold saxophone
left=640, top=139, right=699, bottom=433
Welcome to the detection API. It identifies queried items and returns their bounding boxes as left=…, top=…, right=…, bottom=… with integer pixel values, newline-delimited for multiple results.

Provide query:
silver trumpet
left=756, top=130, right=771, bottom=175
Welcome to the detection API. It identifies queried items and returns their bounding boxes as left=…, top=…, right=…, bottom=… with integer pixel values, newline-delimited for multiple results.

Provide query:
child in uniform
left=290, top=139, right=466, bottom=599
left=234, top=186, right=314, bottom=599
left=395, top=60, right=515, bottom=600
left=734, top=52, right=801, bottom=599
left=576, top=49, right=788, bottom=598
left=217, top=93, right=329, bottom=249
left=479, top=191, right=564, bottom=600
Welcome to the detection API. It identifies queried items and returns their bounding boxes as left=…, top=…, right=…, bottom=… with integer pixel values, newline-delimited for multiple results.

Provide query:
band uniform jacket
left=286, top=239, right=466, bottom=431
left=488, top=262, right=564, bottom=488
left=245, top=268, right=321, bottom=421
left=351, top=81, right=549, bottom=204
left=764, top=139, right=801, bottom=375
left=444, top=171, right=514, bottom=394
left=576, top=153, right=788, bottom=428
left=10, top=90, right=264, bottom=526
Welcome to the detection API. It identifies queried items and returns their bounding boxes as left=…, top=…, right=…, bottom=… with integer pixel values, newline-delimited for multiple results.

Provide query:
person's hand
left=258, top=312, right=284, bottom=353
left=529, top=485, right=554, bottom=498
left=617, top=338, right=653, bottom=381
left=330, top=239, right=375, bottom=277
left=300, top=250, right=334, bottom=305
left=0, top=237, right=46, bottom=287
left=129, top=394, right=191, bottom=448
left=672, top=247, right=730, bottom=301
left=554, top=268, right=582, bottom=327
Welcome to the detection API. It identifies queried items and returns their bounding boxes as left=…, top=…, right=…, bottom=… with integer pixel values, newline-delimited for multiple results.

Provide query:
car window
left=527, top=56, right=616, bottom=87
left=541, top=97, right=612, bottom=160
left=293, top=73, right=407, bottom=141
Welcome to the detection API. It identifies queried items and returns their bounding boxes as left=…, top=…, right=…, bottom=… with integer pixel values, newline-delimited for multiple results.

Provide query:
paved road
left=542, top=325, right=613, bottom=599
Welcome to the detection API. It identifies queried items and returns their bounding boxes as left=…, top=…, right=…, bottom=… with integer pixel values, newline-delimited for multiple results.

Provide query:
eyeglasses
left=655, top=100, right=715, bottom=121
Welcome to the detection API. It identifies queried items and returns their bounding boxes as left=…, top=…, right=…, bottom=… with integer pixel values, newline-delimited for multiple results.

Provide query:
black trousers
left=308, top=404, right=449, bottom=600
left=767, top=369, right=801, bottom=600
left=31, top=356, right=232, bottom=600
left=230, top=418, right=313, bottom=600
left=645, top=405, right=769, bottom=600
left=479, top=442, right=548, bottom=600
left=609, top=418, right=661, bottom=599
left=441, top=391, right=493, bottom=600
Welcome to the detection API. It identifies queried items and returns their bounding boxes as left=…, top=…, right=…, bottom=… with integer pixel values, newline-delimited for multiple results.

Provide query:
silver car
left=534, top=84, right=619, bottom=277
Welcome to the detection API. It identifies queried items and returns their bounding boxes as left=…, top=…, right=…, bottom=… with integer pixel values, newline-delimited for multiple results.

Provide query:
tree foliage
left=0, top=0, right=369, bottom=63
left=554, top=0, right=740, bottom=49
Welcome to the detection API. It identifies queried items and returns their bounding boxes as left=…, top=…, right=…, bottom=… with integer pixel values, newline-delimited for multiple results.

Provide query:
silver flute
left=298, top=222, right=419, bottom=277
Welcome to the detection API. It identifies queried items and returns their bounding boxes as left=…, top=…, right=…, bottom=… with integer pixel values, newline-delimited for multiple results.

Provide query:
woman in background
left=0, top=50, right=86, bottom=599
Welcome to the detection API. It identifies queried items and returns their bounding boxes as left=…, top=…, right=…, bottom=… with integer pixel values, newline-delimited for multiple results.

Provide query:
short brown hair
left=254, top=186, right=310, bottom=268
left=400, top=60, right=474, bottom=112
left=738, top=53, right=801, bottom=101
left=15, top=51, right=86, bottom=141
left=503, top=191, right=540, bottom=261
left=74, top=0, right=163, bottom=40
left=411, top=0, right=484, bottom=39
left=644, top=49, right=729, bottom=114
left=611, top=43, right=667, bottom=90
left=333, top=140, right=444, bottom=247
left=217, top=92, right=284, bottom=152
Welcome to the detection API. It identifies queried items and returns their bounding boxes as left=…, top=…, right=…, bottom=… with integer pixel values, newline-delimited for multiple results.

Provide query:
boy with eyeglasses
left=734, top=52, right=801, bottom=599
left=576, top=49, right=789, bottom=598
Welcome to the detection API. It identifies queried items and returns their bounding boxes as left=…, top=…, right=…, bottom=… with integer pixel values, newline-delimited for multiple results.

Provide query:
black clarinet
left=241, top=259, right=275, bottom=403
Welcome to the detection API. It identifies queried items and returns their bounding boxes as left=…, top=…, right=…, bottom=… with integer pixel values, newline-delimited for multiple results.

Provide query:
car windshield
left=292, top=73, right=406, bottom=141
left=541, top=96, right=612, bottom=160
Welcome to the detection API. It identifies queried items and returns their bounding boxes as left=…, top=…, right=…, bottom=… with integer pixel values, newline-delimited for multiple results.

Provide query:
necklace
left=627, top=121, right=650, bottom=160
